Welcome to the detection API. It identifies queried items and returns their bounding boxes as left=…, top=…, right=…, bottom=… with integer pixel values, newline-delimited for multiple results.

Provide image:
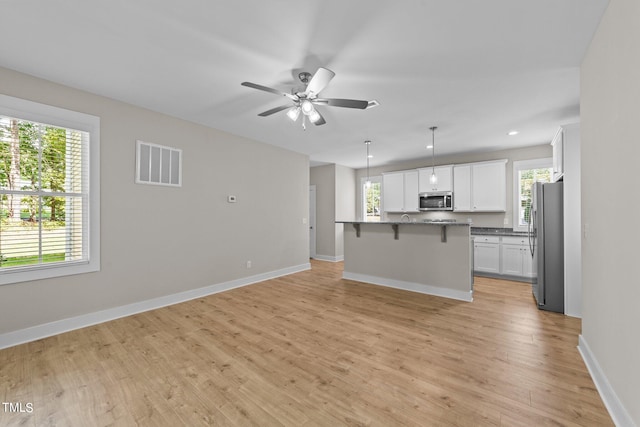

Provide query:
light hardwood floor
left=0, top=260, right=612, bottom=426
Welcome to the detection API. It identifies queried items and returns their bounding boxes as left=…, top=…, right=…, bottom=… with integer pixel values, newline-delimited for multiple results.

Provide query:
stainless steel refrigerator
left=528, top=181, right=564, bottom=313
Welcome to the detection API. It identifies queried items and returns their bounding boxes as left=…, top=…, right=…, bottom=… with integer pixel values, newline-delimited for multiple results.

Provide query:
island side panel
left=343, top=224, right=472, bottom=301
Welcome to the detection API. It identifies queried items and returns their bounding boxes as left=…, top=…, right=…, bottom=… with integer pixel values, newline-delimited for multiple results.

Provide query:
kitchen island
left=337, top=221, right=473, bottom=302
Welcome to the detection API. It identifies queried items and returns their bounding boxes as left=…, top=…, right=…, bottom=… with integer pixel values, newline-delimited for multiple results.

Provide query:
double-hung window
left=512, top=158, right=552, bottom=232
left=361, top=176, right=382, bottom=222
left=0, top=95, right=100, bottom=285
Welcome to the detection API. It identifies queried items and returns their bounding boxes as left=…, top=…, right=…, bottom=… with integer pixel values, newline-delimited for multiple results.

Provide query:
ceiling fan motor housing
left=298, top=72, right=312, bottom=84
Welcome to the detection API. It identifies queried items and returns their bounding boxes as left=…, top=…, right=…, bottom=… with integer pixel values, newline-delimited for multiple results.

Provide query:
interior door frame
left=309, top=185, right=317, bottom=259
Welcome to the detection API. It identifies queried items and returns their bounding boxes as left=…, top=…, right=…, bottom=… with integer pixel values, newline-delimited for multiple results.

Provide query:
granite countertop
left=337, top=220, right=470, bottom=226
left=471, top=227, right=528, bottom=236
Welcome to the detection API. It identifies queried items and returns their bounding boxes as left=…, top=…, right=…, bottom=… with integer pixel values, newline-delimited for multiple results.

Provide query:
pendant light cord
left=365, top=140, right=371, bottom=185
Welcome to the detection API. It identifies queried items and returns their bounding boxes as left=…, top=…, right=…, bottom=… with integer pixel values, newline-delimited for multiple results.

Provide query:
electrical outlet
left=302, top=218, right=307, bottom=224
left=503, top=217, right=509, bottom=225
left=246, top=260, right=252, bottom=269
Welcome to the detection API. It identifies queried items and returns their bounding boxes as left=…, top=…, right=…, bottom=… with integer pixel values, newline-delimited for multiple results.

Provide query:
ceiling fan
left=241, top=67, right=377, bottom=129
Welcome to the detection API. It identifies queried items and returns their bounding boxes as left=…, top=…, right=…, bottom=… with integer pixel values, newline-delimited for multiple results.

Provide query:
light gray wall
left=355, top=144, right=552, bottom=227
left=309, top=163, right=356, bottom=259
left=335, top=165, right=356, bottom=257
left=581, top=0, right=640, bottom=424
left=562, top=124, right=582, bottom=318
left=309, top=164, right=336, bottom=258
left=0, top=66, right=310, bottom=335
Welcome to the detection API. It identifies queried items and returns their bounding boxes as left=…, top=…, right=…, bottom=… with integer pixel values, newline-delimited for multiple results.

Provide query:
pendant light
left=365, top=140, right=372, bottom=188
left=429, top=126, right=438, bottom=185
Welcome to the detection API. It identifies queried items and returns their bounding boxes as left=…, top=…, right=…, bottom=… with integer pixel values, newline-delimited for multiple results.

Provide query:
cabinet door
left=382, top=172, right=405, bottom=212
left=472, top=162, right=506, bottom=211
left=453, top=165, right=471, bottom=211
left=404, top=170, right=419, bottom=212
left=434, top=166, right=453, bottom=192
left=419, top=166, right=453, bottom=192
left=474, top=242, right=500, bottom=273
left=501, top=245, right=524, bottom=276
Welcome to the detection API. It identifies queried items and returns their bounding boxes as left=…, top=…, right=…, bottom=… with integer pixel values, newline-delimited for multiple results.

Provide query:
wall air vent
left=135, top=140, right=182, bottom=187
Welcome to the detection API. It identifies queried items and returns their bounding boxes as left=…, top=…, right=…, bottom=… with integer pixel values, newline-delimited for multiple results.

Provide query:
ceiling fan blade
left=312, top=98, right=369, bottom=109
left=241, top=82, right=297, bottom=100
left=304, top=67, right=335, bottom=96
left=258, top=105, right=292, bottom=117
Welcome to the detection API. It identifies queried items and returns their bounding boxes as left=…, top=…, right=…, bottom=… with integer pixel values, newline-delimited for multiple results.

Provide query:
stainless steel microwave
left=419, top=191, right=453, bottom=211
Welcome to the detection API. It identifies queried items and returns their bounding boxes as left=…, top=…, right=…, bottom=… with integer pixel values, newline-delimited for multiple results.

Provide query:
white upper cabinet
left=382, top=171, right=405, bottom=212
left=404, top=170, right=419, bottom=212
left=453, top=164, right=471, bottom=211
left=382, top=170, right=419, bottom=212
left=471, top=160, right=507, bottom=211
left=453, top=160, right=507, bottom=212
left=418, top=165, right=453, bottom=193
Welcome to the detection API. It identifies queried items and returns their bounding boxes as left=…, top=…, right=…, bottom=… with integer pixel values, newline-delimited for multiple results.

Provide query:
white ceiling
left=0, top=0, right=608, bottom=169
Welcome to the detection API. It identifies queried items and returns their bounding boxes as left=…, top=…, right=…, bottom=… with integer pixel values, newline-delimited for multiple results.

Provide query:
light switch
left=227, top=195, right=237, bottom=203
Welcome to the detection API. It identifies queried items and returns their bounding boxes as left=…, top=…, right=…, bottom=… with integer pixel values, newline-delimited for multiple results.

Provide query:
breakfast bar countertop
left=470, top=227, right=528, bottom=236
left=337, top=220, right=471, bottom=226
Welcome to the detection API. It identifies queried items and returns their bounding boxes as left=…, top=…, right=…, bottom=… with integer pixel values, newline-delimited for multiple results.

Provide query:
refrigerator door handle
left=528, top=212, right=536, bottom=257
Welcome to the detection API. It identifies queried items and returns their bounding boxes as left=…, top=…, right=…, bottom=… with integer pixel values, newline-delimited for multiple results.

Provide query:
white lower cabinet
left=500, top=236, right=533, bottom=278
left=474, top=235, right=533, bottom=279
left=473, top=236, right=500, bottom=274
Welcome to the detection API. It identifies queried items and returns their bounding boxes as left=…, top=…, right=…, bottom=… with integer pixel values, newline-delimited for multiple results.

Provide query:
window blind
left=0, top=116, right=89, bottom=272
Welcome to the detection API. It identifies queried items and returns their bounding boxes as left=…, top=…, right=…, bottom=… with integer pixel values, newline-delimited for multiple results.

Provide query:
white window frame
left=0, top=95, right=100, bottom=285
left=361, top=175, right=382, bottom=222
left=512, top=158, right=552, bottom=232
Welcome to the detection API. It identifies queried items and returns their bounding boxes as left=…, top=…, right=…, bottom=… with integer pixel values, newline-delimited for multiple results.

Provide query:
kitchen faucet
left=400, top=213, right=411, bottom=223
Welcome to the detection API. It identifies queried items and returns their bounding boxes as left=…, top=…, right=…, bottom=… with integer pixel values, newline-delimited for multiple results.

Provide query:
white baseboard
left=342, top=271, right=473, bottom=302
left=312, top=254, right=344, bottom=262
left=0, top=263, right=311, bottom=350
left=578, top=335, right=636, bottom=427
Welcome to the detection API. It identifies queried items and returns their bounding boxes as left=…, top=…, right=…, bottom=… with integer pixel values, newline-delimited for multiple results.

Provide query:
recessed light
left=507, top=130, right=519, bottom=136
left=426, top=145, right=433, bottom=149
left=367, top=154, right=373, bottom=158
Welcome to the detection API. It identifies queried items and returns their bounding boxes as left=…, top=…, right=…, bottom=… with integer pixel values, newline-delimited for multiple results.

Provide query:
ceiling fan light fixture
left=309, top=109, right=321, bottom=123
left=242, top=67, right=373, bottom=129
left=286, top=107, right=300, bottom=121
left=301, top=99, right=314, bottom=115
